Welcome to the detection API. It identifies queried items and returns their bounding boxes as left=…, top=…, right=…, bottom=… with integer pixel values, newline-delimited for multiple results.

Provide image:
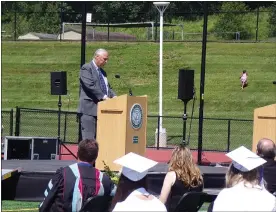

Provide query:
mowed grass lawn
left=2, top=41, right=276, bottom=119
left=1, top=41, right=275, bottom=150
left=0, top=200, right=210, bottom=211
left=2, top=201, right=39, bottom=211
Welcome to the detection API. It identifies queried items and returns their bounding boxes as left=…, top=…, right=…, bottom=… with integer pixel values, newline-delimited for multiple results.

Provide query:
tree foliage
left=213, top=2, right=253, bottom=40
left=1, top=1, right=73, bottom=35
left=268, top=2, right=276, bottom=37
left=1, top=1, right=274, bottom=39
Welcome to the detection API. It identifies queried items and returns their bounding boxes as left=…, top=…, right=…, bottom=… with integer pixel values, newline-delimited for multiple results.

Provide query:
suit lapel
left=90, top=61, right=101, bottom=82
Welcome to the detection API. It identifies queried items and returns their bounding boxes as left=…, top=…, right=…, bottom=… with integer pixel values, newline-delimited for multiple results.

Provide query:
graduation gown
left=39, top=162, right=116, bottom=212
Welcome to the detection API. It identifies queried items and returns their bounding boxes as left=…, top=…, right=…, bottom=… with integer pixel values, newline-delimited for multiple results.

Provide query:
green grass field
left=1, top=200, right=210, bottom=211
left=2, top=41, right=276, bottom=117
left=2, top=201, right=39, bottom=211
left=1, top=40, right=275, bottom=212
left=1, top=41, right=276, bottom=150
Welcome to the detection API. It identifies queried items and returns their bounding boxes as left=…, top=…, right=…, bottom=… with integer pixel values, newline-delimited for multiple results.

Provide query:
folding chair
left=172, top=191, right=208, bottom=212
left=79, top=195, right=112, bottom=212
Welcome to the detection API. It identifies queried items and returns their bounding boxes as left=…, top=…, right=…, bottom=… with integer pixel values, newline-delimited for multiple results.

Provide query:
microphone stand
left=129, top=88, right=133, bottom=96
left=115, top=74, right=133, bottom=96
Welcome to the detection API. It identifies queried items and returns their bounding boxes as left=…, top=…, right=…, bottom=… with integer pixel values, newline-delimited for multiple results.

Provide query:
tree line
left=1, top=1, right=276, bottom=39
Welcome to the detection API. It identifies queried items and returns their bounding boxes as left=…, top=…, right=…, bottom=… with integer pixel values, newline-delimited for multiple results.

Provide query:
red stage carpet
left=61, top=144, right=231, bottom=165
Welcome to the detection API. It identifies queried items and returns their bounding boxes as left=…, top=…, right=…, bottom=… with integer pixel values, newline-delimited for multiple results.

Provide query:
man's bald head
left=257, top=138, right=276, bottom=159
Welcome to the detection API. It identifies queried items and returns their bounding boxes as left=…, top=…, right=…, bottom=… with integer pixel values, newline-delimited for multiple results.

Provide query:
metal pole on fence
left=107, top=2, right=110, bottom=42
left=63, top=112, right=67, bottom=142
left=15, top=107, right=20, bottom=136
left=255, top=7, right=260, bottom=42
left=10, top=109, right=13, bottom=136
left=227, top=120, right=231, bottom=152
left=197, top=2, right=208, bottom=165
left=14, top=10, right=17, bottom=41
left=78, top=115, right=82, bottom=143
left=108, top=22, right=110, bottom=42
left=157, top=116, right=160, bottom=150
left=77, top=2, right=87, bottom=143
left=81, top=2, right=87, bottom=67
left=59, top=1, right=64, bottom=42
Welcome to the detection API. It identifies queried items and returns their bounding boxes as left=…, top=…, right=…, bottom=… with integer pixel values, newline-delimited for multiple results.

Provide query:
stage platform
left=2, top=160, right=227, bottom=202
left=2, top=167, right=21, bottom=181
left=61, top=145, right=232, bottom=165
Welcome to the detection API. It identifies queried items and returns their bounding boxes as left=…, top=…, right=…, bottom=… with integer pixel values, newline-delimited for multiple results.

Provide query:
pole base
left=155, top=128, right=167, bottom=147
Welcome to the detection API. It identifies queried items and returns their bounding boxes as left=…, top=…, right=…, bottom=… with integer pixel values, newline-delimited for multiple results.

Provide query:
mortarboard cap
left=114, top=152, right=158, bottom=181
left=226, top=146, right=266, bottom=172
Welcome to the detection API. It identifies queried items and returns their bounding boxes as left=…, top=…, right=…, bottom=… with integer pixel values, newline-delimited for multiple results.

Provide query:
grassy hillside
left=1, top=41, right=276, bottom=120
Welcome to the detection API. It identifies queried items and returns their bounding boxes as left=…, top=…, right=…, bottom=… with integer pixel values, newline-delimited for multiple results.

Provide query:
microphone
left=115, top=74, right=133, bottom=96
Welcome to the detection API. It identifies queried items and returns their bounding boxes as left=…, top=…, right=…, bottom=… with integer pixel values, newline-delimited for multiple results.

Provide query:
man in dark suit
left=256, top=138, right=276, bottom=194
left=78, top=49, right=116, bottom=140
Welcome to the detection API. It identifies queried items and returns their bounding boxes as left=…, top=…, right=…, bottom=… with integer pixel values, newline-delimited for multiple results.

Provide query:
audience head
left=77, top=139, right=99, bottom=163
left=168, top=144, right=203, bottom=187
left=243, top=70, right=247, bottom=73
left=93, top=48, right=109, bottom=68
left=110, top=153, right=158, bottom=210
left=225, top=146, right=267, bottom=188
left=256, top=138, right=276, bottom=159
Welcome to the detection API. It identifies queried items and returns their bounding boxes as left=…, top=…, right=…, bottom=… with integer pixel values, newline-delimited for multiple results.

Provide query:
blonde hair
left=225, top=163, right=259, bottom=188
left=169, top=145, right=203, bottom=187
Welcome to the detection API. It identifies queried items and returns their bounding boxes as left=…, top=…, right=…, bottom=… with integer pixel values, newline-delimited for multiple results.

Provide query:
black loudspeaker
left=51, top=71, right=67, bottom=95
left=178, top=69, right=194, bottom=102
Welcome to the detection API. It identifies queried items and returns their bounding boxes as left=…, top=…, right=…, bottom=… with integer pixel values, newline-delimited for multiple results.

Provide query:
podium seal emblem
left=130, top=104, right=143, bottom=129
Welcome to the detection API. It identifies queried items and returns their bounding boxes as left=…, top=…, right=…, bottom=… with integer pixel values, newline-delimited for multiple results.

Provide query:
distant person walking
left=240, top=70, right=248, bottom=90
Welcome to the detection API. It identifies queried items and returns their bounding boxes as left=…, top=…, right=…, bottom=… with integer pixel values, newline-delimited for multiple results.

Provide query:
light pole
left=153, top=2, right=170, bottom=148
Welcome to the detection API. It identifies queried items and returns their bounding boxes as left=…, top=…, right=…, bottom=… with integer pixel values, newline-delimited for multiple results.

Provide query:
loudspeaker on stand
left=178, top=69, right=194, bottom=102
left=51, top=71, right=67, bottom=95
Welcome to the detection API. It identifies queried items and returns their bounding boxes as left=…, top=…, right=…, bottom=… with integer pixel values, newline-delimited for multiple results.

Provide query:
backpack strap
left=69, top=163, right=83, bottom=212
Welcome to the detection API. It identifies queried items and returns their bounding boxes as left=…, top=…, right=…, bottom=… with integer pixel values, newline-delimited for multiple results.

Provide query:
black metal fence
left=1, top=107, right=253, bottom=152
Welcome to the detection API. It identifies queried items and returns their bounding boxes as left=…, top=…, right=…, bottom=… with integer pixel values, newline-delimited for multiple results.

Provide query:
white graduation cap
left=226, top=146, right=267, bottom=172
left=114, top=152, right=158, bottom=182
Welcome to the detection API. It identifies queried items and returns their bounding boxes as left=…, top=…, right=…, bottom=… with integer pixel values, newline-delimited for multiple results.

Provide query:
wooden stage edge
left=61, top=144, right=232, bottom=165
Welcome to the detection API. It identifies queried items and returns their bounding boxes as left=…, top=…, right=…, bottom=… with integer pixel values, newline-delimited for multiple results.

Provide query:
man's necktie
left=98, top=69, right=107, bottom=95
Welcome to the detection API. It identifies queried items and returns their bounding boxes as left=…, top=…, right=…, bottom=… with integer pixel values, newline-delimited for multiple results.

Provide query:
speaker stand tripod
left=56, top=95, right=77, bottom=160
left=182, top=100, right=188, bottom=145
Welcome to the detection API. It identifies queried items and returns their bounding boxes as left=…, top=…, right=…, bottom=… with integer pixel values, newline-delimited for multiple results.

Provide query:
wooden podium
left=252, top=104, right=276, bottom=152
left=96, top=94, right=147, bottom=171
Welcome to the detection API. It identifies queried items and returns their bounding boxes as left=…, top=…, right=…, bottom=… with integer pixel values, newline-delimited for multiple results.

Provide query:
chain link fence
left=1, top=2, right=275, bottom=42
left=13, top=107, right=80, bottom=143
left=1, top=109, right=14, bottom=137
left=1, top=107, right=253, bottom=152
left=147, top=116, right=253, bottom=152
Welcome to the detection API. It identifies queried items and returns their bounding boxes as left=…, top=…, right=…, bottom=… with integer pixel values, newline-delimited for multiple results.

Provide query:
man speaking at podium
left=78, top=49, right=116, bottom=140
